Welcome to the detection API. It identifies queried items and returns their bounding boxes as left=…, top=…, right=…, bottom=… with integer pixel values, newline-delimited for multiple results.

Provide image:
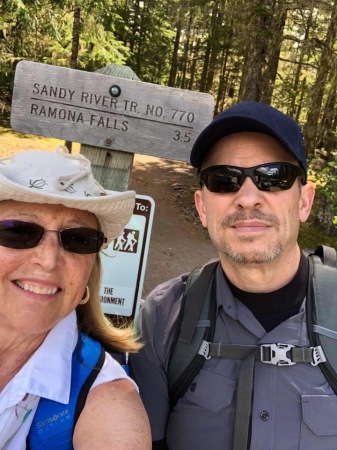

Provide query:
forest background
left=1, top=0, right=337, bottom=248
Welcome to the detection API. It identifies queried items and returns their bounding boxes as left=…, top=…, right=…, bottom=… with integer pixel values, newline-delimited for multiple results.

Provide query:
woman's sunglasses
left=198, top=162, right=306, bottom=193
left=0, top=220, right=107, bottom=254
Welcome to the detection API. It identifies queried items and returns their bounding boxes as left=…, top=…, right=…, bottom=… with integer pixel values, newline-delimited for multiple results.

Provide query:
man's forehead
left=202, top=132, right=297, bottom=168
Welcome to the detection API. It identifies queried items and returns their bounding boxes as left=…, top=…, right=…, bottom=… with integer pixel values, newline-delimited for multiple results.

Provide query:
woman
left=0, top=147, right=151, bottom=449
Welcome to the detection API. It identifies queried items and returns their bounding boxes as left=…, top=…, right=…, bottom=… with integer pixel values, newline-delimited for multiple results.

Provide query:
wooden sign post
left=80, top=63, right=141, bottom=191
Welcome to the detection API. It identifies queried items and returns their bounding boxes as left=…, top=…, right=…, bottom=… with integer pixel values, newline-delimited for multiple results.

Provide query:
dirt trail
left=131, top=154, right=217, bottom=297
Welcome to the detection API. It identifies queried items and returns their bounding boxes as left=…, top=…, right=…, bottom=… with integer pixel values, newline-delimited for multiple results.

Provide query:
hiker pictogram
left=113, top=228, right=139, bottom=254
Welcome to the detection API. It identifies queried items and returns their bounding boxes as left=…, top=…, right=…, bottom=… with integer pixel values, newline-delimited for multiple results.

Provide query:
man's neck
left=220, top=246, right=302, bottom=293
left=224, top=252, right=308, bottom=332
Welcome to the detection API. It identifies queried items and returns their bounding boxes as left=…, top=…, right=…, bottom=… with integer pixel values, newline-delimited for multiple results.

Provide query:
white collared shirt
left=0, top=311, right=136, bottom=449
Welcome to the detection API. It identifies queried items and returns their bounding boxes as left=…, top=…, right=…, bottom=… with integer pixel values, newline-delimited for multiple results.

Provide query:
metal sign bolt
left=109, top=85, right=121, bottom=97
left=104, top=137, right=113, bottom=146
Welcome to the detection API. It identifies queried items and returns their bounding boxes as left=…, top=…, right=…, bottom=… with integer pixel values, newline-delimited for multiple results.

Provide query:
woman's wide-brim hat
left=0, top=147, right=135, bottom=246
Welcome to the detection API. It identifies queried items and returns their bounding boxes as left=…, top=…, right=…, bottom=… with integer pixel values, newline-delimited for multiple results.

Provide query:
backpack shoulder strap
left=28, top=333, right=104, bottom=450
left=311, top=244, right=337, bottom=267
left=167, top=259, right=218, bottom=409
left=307, top=244, right=337, bottom=394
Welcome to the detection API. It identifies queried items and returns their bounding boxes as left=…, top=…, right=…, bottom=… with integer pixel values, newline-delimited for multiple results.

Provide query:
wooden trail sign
left=11, top=60, right=214, bottom=162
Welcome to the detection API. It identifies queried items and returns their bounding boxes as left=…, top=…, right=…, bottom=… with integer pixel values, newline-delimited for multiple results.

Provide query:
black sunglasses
left=198, top=162, right=306, bottom=193
left=0, top=220, right=107, bottom=254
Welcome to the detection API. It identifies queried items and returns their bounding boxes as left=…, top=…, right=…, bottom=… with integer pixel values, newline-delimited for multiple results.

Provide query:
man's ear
left=194, top=189, right=207, bottom=228
left=299, top=182, right=315, bottom=223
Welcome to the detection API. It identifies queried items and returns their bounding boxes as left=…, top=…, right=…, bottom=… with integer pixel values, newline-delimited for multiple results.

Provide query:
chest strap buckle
left=260, top=343, right=296, bottom=366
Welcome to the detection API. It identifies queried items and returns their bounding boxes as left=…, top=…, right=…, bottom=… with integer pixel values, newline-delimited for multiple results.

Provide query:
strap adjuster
left=311, top=345, right=327, bottom=366
left=198, top=340, right=211, bottom=360
left=260, top=343, right=295, bottom=366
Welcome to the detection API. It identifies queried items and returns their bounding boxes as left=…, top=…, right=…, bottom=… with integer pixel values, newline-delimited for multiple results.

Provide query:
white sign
left=100, top=194, right=155, bottom=318
left=11, top=60, right=214, bottom=161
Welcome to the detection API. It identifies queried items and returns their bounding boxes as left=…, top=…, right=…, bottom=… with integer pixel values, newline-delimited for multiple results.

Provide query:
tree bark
left=303, top=0, right=337, bottom=158
left=261, top=2, right=287, bottom=103
left=168, top=16, right=182, bottom=87
left=65, top=5, right=81, bottom=153
left=239, top=0, right=274, bottom=101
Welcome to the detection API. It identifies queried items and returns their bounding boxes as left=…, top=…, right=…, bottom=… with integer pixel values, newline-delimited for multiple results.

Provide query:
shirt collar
left=215, top=263, right=238, bottom=316
left=26, top=311, right=78, bottom=404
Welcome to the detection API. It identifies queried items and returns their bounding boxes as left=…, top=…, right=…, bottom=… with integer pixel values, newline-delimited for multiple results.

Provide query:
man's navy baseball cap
left=190, top=101, right=307, bottom=177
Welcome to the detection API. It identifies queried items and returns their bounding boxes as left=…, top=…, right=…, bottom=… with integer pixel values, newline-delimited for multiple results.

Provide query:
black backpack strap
left=307, top=245, right=337, bottom=394
left=179, top=260, right=219, bottom=344
left=312, top=244, right=337, bottom=267
left=167, top=259, right=218, bottom=409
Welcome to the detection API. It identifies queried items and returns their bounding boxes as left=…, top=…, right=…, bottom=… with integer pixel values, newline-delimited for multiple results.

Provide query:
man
left=130, top=102, right=337, bottom=449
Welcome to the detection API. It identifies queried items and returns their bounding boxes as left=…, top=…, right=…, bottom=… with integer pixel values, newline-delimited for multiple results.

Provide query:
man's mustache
left=221, top=210, right=280, bottom=227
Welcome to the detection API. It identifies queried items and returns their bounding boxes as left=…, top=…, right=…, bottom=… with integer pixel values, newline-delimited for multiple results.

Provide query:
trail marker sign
left=11, top=60, right=214, bottom=162
left=100, top=194, right=155, bottom=318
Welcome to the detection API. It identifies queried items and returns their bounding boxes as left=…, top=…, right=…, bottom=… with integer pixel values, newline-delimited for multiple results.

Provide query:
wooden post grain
left=80, top=64, right=140, bottom=191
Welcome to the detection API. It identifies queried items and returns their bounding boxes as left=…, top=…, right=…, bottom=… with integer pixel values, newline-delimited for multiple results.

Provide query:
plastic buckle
left=260, top=343, right=296, bottom=366
left=198, top=341, right=211, bottom=360
left=311, top=346, right=327, bottom=366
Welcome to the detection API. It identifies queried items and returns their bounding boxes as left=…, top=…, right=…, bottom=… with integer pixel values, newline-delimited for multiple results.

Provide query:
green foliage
left=77, top=14, right=130, bottom=70
left=0, top=0, right=131, bottom=78
left=299, top=220, right=337, bottom=251
left=308, top=154, right=337, bottom=236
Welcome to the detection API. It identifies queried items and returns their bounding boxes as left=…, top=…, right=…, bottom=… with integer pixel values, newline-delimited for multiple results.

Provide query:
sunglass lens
left=0, top=220, right=43, bottom=249
left=255, top=165, right=298, bottom=191
left=204, top=167, right=242, bottom=193
left=60, top=227, right=105, bottom=254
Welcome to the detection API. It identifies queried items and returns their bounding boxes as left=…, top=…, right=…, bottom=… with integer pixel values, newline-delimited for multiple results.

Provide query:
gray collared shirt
left=130, top=263, right=337, bottom=449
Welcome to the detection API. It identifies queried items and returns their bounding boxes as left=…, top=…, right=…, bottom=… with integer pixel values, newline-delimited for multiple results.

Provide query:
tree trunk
left=288, top=5, right=314, bottom=117
left=261, top=2, right=287, bottom=103
left=168, top=17, right=182, bottom=87
left=188, top=38, right=200, bottom=91
left=65, top=5, right=81, bottom=153
left=70, top=6, right=80, bottom=69
left=205, top=0, right=222, bottom=93
left=303, top=0, right=337, bottom=159
left=317, top=64, right=337, bottom=154
left=215, top=46, right=229, bottom=114
left=239, top=0, right=274, bottom=101
left=199, top=38, right=211, bottom=92
left=129, top=0, right=140, bottom=53
left=181, top=13, right=193, bottom=90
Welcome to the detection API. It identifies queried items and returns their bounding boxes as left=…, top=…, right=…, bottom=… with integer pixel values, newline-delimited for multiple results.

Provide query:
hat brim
left=191, top=116, right=302, bottom=171
left=0, top=174, right=135, bottom=244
